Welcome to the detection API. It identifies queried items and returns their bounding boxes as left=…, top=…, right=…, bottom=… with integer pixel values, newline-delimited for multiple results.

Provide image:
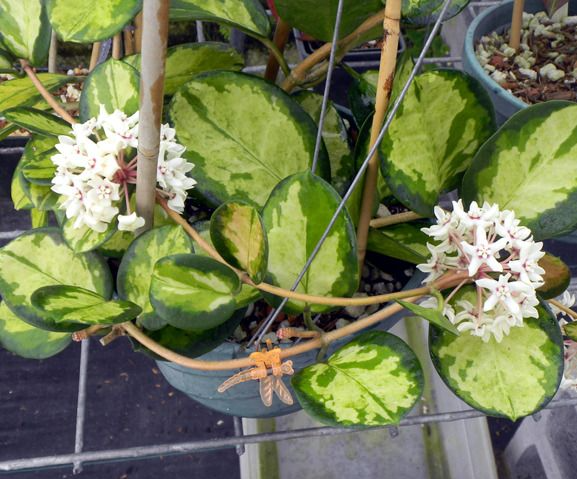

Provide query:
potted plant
left=1, top=0, right=576, bottom=427
left=463, top=0, right=577, bottom=124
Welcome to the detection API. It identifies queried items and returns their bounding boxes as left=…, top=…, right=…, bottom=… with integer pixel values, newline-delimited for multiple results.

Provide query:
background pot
left=462, top=0, right=545, bottom=125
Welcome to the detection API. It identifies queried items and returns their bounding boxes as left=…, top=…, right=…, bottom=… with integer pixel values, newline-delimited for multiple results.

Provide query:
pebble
left=540, top=63, right=565, bottom=81
left=233, top=326, right=247, bottom=341
left=380, top=271, right=394, bottom=282
left=345, top=294, right=368, bottom=318
left=262, top=332, right=278, bottom=344
left=373, top=282, right=387, bottom=294
left=335, top=318, right=351, bottom=329
left=490, top=70, right=508, bottom=84
left=519, top=68, right=538, bottom=80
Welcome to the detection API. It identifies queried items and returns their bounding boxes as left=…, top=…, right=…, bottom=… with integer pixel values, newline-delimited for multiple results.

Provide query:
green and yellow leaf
left=4, top=107, right=71, bottom=137
left=537, top=254, right=570, bottom=300
left=62, top=219, right=117, bottom=253
left=367, top=223, right=430, bottom=264
left=150, top=254, right=241, bottom=331
left=397, top=300, right=459, bottom=335
left=462, top=101, right=577, bottom=240
left=292, top=331, right=424, bottom=426
left=262, top=171, right=359, bottom=314
left=0, top=74, right=69, bottom=112
left=169, top=71, right=329, bottom=207
left=210, top=201, right=268, bottom=283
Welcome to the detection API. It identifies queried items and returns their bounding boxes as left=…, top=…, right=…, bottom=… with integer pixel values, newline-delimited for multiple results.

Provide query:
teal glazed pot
left=462, top=0, right=545, bottom=125
left=157, top=273, right=424, bottom=418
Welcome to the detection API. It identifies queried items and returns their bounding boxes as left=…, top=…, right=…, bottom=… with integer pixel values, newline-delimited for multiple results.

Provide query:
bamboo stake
left=264, top=18, right=291, bottom=82
left=134, top=11, right=144, bottom=53
left=123, top=27, right=135, bottom=56
left=135, top=0, right=170, bottom=234
left=355, top=0, right=402, bottom=267
left=509, top=0, right=525, bottom=50
left=89, top=42, right=101, bottom=71
left=112, top=33, right=122, bottom=60
left=48, top=30, right=58, bottom=73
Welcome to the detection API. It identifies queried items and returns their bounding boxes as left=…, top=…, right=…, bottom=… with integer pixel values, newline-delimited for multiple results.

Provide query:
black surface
left=0, top=149, right=241, bottom=478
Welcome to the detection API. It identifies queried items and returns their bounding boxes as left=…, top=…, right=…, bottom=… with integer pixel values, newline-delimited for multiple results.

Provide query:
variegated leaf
left=16, top=136, right=59, bottom=210
left=262, top=171, right=359, bottom=314
left=367, top=223, right=429, bottom=264
left=46, top=0, right=141, bottom=43
left=380, top=70, right=495, bottom=216
left=210, top=201, right=268, bottom=283
left=150, top=254, right=241, bottom=331
left=294, top=90, right=353, bottom=196
left=275, top=0, right=382, bottom=42
left=20, top=134, right=58, bottom=185
left=564, top=323, right=577, bottom=342
left=430, top=292, right=563, bottom=420
left=30, top=208, right=49, bottom=228
left=397, top=300, right=459, bottom=335
left=117, top=225, right=194, bottom=330
left=403, top=0, right=470, bottom=26
left=11, top=158, right=34, bottom=210
left=0, top=301, right=71, bottom=359
left=292, top=331, right=424, bottom=426
left=0, top=74, right=69, bottom=112
left=537, top=254, right=570, bottom=300
left=462, top=102, right=577, bottom=240
left=0, top=49, right=14, bottom=71
left=4, top=107, right=71, bottom=137
left=170, top=0, right=270, bottom=37
left=169, top=71, right=329, bottom=207
left=0, top=0, right=50, bottom=66
left=0, top=228, right=113, bottom=332
left=62, top=219, right=117, bottom=253
left=31, top=285, right=141, bottom=326
left=79, top=59, right=139, bottom=122
left=123, top=42, right=244, bottom=96
left=347, top=69, right=378, bottom=129
left=134, top=308, right=246, bottom=359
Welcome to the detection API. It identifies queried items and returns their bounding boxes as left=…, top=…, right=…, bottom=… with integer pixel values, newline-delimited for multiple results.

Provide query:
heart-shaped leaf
left=30, top=208, right=49, bottom=228
left=31, top=285, right=141, bottom=327
left=169, top=71, right=329, bottom=207
left=275, top=0, right=382, bottom=42
left=46, top=0, right=141, bottom=43
left=62, top=219, right=117, bottom=254
left=380, top=70, right=495, bottom=216
left=537, top=254, right=570, bottom=300
left=117, top=225, right=194, bottom=330
left=0, top=74, right=70, bottom=112
left=462, top=101, right=577, bottom=240
left=429, top=300, right=563, bottom=420
left=170, top=0, right=270, bottom=37
left=397, top=300, right=459, bottom=335
left=123, top=42, right=244, bottom=96
left=294, top=90, right=353, bottom=196
left=262, top=171, right=359, bottom=314
left=79, top=58, right=139, bottom=122
left=0, top=228, right=113, bottom=332
left=367, top=223, right=429, bottom=264
left=133, top=308, right=246, bottom=359
left=210, top=201, right=268, bottom=283
left=4, top=107, right=71, bottom=137
left=0, top=0, right=51, bottom=65
left=150, top=254, right=241, bottom=331
left=564, top=322, right=577, bottom=342
left=402, top=0, right=469, bottom=26
left=0, top=49, right=14, bottom=71
left=292, top=331, right=424, bottom=426
left=0, top=302, right=71, bottom=359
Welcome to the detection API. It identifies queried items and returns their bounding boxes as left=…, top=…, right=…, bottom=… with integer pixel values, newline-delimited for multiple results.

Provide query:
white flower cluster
left=51, top=106, right=196, bottom=233
left=418, top=200, right=545, bottom=342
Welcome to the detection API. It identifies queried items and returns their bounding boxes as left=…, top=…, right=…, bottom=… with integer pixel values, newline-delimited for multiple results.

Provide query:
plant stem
left=261, top=37, right=291, bottom=77
left=20, top=60, right=76, bottom=124
left=550, top=299, right=577, bottom=320
left=157, top=194, right=468, bottom=306
left=89, top=42, right=101, bottom=71
left=112, top=33, right=122, bottom=59
left=355, top=0, right=402, bottom=268
left=509, top=0, right=525, bottom=50
left=281, top=9, right=386, bottom=92
left=264, top=18, right=291, bottom=82
left=303, top=308, right=323, bottom=333
left=135, top=0, right=170, bottom=234
left=370, top=211, right=423, bottom=228
left=123, top=27, right=135, bottom=56
left=48, top=31, right=58, bottom=73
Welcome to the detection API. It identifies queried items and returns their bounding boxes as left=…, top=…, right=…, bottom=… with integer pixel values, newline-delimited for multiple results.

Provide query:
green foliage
left=4, top=107, right=71, bottom=137
left=537, top=254, right=571, bottom=300
left=293, top=331, right=423, bottom=426
left=0, top=74, right=69, bottom=113
left=367, top=223, right=429, bottom=264
left=397, top=300, right=459, bottom=335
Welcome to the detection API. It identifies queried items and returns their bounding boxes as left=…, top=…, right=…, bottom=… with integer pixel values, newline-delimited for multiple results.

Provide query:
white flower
left=476, top=273, right=533, bottom=317
left=118, top=213, right=146, bottom=231
left=461, top=227, right=507, bottom=276
left=508, top=241, right=545, bottom=286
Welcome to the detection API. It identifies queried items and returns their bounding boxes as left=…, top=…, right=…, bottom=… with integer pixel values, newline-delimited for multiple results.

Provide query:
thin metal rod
left=196, top=21, right=205, bottom=42
left=311, top=0, right=345, bottom=174
left=247, top=0, right=453, bottom=348
left=48, top=31, right=58, bottom=73
left=73, top=339, right=90, bottom=474
left=233, top=416, right=245, bottom=456
left=2, top=398, right=577, bottom=472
